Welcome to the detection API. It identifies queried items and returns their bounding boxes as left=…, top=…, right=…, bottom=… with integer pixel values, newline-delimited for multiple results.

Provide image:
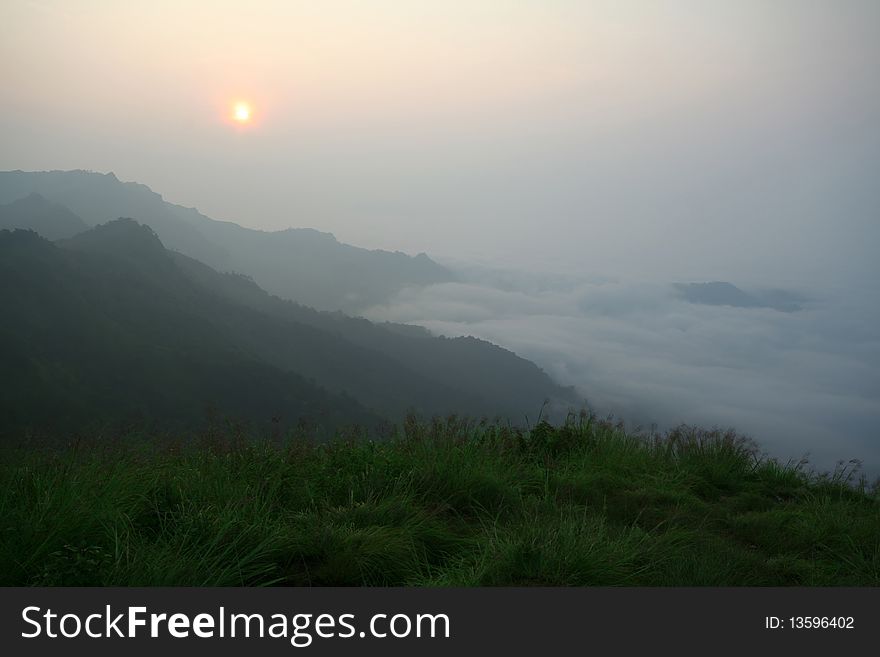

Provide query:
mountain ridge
left=0, top=169, right=454, bottom=312
left=0, top=219, right=576, bottom=435
left=0, top=192, right=89, bottom=240
left=674, top=281, right=805, bottom=312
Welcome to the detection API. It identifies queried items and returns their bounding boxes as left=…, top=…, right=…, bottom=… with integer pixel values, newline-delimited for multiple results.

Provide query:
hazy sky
left=2, top=1, right=878, bottom=472
left=2, top=0, right=879, bottom=286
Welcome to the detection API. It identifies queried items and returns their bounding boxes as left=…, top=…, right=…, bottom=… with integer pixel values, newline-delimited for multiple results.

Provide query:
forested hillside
left=0, top=221, right=575, bottom=435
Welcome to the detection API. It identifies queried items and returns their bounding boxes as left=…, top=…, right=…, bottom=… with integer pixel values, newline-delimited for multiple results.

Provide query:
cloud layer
left=366, top=271, right=880, bottom=478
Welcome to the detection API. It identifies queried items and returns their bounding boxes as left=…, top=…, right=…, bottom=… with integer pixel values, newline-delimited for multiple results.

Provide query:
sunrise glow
left=233, top=102, right=252, bottom=123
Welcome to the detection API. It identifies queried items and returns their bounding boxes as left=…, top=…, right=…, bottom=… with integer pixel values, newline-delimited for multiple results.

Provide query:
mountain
left=0, top=193, right=88, bottom=240
left=0, top=225, right=380, bottom=436
left=0, top=221, right=575, bottom=436
left=0, top=169, right=453, bottom=312
left=674, top=281, right=804, bottom=312
left=171, top=251, right=577, bottom=420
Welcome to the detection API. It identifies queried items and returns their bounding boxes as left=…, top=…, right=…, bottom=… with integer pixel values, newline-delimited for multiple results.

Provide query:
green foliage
left=1, top=416, right=876, bottom=586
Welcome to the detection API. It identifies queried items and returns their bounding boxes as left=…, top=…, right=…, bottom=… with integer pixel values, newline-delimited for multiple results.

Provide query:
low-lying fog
left=365, top=265, right=880, bottom=479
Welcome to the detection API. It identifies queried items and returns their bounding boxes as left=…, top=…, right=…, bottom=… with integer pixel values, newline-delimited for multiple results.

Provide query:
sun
left=233, top=102, right=252, bottom=123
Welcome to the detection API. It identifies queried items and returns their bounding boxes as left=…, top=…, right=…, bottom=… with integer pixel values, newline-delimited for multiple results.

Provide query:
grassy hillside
left=1, top=415, right=876, bottom=586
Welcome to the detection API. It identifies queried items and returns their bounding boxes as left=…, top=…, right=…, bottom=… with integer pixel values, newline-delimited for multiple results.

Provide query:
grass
left=1, top=413, right=877, bottom=586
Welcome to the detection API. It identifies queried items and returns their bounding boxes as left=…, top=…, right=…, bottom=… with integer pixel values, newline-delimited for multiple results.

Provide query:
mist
left=2, top=1, right=879, bottom=284
left=364, top=268, right=880, bottom=476
left=2, top=1, right=878, bottom=471
left=3, top=0, right=880, bottom=593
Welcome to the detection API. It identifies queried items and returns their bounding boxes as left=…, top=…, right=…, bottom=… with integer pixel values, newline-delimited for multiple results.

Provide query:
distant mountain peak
left=12, top=191, right=57, bottom=208
left=0, top=191, right=89, bottom=240
left=63, top=218, right=169, bottom=263
left=79, top=216, right=161, bottom=241
left=674, top=281, right=803, bottom=312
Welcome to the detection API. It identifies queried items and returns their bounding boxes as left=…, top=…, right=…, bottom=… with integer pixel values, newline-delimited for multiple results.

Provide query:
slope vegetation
left=1, top=418, right=876, bottom=586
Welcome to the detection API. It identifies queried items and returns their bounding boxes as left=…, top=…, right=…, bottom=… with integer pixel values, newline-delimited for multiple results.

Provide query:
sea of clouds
left=365, top=266, right=880, bottom=479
